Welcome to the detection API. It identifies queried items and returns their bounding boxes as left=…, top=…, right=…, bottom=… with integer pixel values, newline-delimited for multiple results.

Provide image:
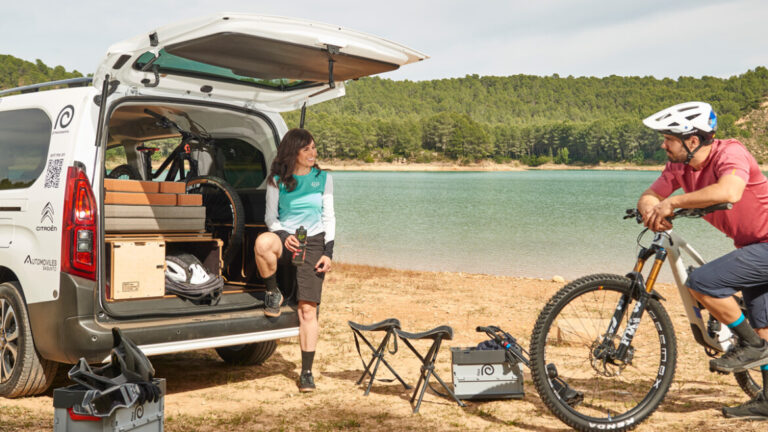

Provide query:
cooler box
left=53, top=379, right=165, bottom=432
left=451, top=347, right=524, bottom=400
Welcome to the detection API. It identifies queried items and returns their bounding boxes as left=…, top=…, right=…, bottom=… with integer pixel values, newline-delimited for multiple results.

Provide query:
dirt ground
left=1, top=263, right=766, bottom=431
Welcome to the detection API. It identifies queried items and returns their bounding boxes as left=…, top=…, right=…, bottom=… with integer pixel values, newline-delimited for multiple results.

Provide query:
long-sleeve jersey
left=265, top=167, right=335, bottom=257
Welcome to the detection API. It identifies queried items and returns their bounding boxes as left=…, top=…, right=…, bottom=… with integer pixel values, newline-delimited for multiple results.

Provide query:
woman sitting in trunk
left=253, top=128, right=335, bottom=392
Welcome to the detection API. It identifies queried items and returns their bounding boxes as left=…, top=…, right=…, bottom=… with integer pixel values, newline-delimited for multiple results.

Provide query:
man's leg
left=254, top=232, right=283, bottom=317
left=298, top=300, right=318, bottom=392
left=687, top=243, right=768, bottom=373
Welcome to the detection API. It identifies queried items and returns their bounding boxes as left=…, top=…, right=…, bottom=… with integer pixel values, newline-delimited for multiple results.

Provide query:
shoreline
left=321, top=160, right=665, bottom=172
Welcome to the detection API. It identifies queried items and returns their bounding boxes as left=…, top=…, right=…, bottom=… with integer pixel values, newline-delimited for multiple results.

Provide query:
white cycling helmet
left=642, top=101, right=717, bottom=164
left=643, top=101, right=717, bottom=136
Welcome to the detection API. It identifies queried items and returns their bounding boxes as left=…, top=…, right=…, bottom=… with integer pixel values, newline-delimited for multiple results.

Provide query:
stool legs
left=350, top=324, right=412, bottom=395
left=401, top=336, right=466, bottom=413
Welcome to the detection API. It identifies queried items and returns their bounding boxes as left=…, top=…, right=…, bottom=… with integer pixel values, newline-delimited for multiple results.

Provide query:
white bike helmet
left=643, top=101, right=717, bottom=164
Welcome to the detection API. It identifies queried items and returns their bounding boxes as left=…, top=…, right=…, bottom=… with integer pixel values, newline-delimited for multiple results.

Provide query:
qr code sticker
left=44, top=158, right=63, bottom=189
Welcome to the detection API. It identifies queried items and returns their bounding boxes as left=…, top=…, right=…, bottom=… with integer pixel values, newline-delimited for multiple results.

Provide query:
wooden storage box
left=105, top=234, right=223, bottom=301
left=107, top=240, right=166, bottom=300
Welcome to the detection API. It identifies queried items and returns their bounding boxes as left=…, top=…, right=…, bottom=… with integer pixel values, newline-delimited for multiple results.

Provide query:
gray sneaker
left=723, top=393, right=768, bottom=420
left=299, top=371, right=315, bottom=392
left=263, top=289, right=283, bottom=317
left=710, top=341, right=768, bottom=373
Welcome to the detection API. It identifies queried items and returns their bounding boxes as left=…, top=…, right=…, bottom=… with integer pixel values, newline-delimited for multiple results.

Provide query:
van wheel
left=0, top=282, right=59, bottom=398
left=215, top=340, right=277, bottom=366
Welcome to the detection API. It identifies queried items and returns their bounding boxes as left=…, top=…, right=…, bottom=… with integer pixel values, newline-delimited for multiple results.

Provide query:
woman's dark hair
left=269, top=128, right=320, bottom=191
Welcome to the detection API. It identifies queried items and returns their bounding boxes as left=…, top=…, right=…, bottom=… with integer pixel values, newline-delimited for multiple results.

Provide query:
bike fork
left=600, top=247, right=667, bottom=363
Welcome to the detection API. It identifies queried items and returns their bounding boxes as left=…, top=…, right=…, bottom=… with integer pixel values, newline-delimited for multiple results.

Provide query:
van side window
left=0, top=109, right=52, bottom=190
left=213, top=138, right=267, bottom=189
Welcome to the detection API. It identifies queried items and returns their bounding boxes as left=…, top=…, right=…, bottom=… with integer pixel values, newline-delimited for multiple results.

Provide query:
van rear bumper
left=28, top=273, right=298, bottom=364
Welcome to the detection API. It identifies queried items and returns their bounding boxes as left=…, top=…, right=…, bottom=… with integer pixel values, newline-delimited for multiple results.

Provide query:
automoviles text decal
left=24, top=255, right=57, bottom=271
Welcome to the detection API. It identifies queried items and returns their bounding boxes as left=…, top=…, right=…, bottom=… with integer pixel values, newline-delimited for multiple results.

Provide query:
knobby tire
left=529, top=274, right=677, bottom=432
left=185, top=176, right=245, bottom=266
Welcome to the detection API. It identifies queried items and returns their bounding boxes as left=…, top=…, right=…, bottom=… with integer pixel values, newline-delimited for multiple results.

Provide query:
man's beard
left=667, top=152, right=687, bottom=163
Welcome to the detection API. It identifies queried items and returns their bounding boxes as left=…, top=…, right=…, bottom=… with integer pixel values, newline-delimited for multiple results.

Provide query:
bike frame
left=626, top=229, right=734, bottom=353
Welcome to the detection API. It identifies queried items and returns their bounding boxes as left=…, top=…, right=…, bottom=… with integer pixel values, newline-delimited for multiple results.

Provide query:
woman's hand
left=315, top=256, right=332, bottom=273
left=284, top=235, right=299, bottom=252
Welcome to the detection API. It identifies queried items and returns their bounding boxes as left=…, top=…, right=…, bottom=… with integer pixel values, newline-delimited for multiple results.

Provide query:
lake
left=332, top=170, right=735, bottom=283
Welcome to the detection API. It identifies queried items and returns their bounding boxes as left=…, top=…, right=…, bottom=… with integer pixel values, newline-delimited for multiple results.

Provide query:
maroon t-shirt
left=650, top=138, right=768, bottom=248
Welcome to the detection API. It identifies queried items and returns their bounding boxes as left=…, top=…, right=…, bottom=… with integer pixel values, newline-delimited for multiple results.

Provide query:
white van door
left=93, top=13, right=427, bottom=112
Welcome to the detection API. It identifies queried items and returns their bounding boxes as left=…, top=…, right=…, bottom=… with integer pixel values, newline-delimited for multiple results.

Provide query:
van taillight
left=61, top=166, right=97, bottom=280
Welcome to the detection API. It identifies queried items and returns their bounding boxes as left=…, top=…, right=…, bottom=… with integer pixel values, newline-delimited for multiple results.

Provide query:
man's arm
left=638, top=188, right=672, bottom=232
left=642, top=175, right=745, bottom=232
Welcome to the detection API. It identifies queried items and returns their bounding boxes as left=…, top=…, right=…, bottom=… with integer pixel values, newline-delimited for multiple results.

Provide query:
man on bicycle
left=638, top=101, right=768, bottom=419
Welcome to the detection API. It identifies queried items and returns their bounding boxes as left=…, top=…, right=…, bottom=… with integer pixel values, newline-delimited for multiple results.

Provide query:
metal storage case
left=53, top=379, right=165, bottom=432
left=451, top=347, right=524, bottom=400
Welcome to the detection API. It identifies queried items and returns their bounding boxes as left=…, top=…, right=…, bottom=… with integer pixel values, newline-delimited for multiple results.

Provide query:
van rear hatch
left=94, top=13, right=428, bottom=111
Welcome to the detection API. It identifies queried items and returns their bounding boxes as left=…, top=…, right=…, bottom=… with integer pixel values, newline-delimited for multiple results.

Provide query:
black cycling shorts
left=277, top=233, right=326, bottom=304
left=687, top=242, right=768, bottom=328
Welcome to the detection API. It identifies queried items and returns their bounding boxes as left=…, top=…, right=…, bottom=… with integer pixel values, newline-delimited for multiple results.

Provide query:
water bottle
left=292, top=226, right=307, bottom=266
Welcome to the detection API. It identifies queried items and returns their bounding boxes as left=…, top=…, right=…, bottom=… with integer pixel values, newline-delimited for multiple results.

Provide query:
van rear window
left=213, top=138, right=267, bottom=189
left=0, top=109, right=52, bottom=190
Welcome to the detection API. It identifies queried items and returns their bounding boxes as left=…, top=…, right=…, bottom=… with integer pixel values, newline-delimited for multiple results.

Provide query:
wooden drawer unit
left=105, top=233, right=223, bottom=301
left=107, top=240, right=166, bottom=300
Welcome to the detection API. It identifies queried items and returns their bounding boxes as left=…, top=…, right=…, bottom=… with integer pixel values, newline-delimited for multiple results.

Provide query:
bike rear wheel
left=185, top=176, right=245, bottom=266
left=530, top=274, right=677, bottom=432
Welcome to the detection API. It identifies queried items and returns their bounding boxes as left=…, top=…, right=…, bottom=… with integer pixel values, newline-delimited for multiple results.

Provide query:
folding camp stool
left=348, top=318, right=412, bottom=396
left=395, top=325, right=466, bottom=413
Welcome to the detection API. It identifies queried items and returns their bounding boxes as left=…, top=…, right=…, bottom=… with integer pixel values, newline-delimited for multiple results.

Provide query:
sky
left=2, top=0, right=767, bottom=82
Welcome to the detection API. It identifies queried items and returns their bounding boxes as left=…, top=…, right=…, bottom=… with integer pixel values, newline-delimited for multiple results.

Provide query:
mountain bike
left=529, top=203, right=762, bottom=431
left=106, top=109, right=244, bottom=265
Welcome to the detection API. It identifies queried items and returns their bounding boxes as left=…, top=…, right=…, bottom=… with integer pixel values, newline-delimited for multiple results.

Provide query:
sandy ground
left=1, top=263, right=766, bottom=431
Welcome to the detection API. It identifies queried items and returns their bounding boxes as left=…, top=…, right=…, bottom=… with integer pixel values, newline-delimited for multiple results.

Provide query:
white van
left=0, top=13, right=425, bottom=397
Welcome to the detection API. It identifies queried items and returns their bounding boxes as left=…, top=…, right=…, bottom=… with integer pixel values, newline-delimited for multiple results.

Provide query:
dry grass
left=0, top=262, right=766, bottom=431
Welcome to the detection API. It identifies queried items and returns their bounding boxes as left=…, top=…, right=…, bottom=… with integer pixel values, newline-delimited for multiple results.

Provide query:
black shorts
left=687, top=242, right=768, bottom=328
left=277, top=233, right=326, bottom=304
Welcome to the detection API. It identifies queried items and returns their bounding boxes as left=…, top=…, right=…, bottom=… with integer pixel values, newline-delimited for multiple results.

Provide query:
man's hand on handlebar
left=643, top=199, right=674, bottom=232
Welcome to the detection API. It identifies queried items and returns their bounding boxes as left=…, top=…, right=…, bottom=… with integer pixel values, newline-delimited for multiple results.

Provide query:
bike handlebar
left=624, top=203, right=732, bottom=224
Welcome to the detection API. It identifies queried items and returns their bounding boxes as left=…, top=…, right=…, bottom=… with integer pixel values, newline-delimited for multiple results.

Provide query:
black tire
left=529, top=274, right=677, bottom=432
left=0, top=282, right=58, bottom=398
left=185, top=176, right=245, bottom=266
left=215, top=340, right=278, bottom=365
left=735, top=368, right=762, bottom=399
left=106, top=164, right=142, bottom=180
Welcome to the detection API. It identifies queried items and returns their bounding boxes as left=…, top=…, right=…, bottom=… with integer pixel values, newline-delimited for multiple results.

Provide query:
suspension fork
left=598, top=244, right=668, bottom=363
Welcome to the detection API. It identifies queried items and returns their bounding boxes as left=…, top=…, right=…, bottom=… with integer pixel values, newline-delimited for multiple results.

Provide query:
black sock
left=263, top=273, right=278, bottom=293
left=762, top=368, right=768, bottom=399
left=730, top=317, right=764, bottom=347
left=301, top=351, right=315, bottom=374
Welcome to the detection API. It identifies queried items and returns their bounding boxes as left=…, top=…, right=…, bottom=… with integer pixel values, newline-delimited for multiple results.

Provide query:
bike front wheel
left=530, top=274, right=677, bottom=432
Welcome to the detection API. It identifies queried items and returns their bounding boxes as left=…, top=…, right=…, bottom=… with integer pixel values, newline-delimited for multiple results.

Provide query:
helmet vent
left=678, top=106, right=697, bottom=112
left=668, top=122, right=679, bottom=127
left=685, top=114, right=701, bottom=120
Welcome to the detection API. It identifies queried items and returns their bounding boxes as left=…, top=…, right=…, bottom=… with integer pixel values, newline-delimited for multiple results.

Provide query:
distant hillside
left=0, top=54, right=83, bottom=91
left=4, top=53, right=767, bottom=165
left=285, top=68, right=768, bottom=164
left=735, top=98, right=768, bottom=162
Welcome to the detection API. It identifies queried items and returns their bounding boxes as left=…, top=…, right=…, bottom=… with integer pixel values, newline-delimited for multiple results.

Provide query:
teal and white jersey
left=265, top=168, right=335, bottom=244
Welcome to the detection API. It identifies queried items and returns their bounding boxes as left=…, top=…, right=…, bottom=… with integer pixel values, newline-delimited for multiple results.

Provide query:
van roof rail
left=0, top=77, right=94, bottom=97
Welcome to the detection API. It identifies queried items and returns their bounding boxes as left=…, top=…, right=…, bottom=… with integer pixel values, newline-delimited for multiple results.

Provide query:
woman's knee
left=298, top=301, right=317, bottom=321
left=254, top=232, right=281, bottom=257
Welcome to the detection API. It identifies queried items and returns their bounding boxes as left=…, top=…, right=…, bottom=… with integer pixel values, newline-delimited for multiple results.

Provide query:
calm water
left=332, top=170, right=735, bottom=282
